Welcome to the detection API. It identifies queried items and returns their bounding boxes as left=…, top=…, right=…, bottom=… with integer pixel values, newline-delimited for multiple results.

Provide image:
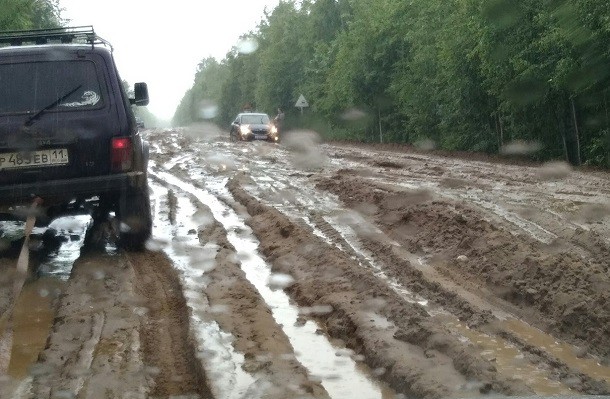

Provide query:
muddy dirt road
left=1, top=126, right=609, bottom=398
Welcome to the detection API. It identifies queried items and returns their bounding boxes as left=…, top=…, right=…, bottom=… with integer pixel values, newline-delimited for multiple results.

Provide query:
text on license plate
left=255, top=135, right=267, bottom=139
left=0, top=148, right=69, bottom=170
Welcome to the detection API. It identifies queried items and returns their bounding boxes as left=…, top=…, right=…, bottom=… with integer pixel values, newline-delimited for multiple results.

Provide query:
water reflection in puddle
left=0, top=215, right=89, bottom=394
left=149, top=182, right=256, bottom=399
left=4, top=278, right=62, bottom=379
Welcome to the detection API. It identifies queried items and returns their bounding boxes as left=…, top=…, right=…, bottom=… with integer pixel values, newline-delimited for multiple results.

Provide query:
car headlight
left=240, top=125, right=251, bottom=134
left=270, top=125, right=278, bottom=134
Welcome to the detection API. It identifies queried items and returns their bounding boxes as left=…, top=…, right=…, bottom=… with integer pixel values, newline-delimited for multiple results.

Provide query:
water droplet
left=500, top=140, right=542, bottom=155
left=198, top=101, right=219, bottom=120
left=133, top=307, right=149, bottom=316
left=335, top=348, right=354, bottom=357
left=236, top=37, right=259, bottom=54
left=145, top=238, right=169, bottom=251
left=341, top=108, right=367, bottom=121
left=209, top=304, right=230, bottom=314
left=414, top=138, right=437, bottom=151
left=299, top=305, right=333, bottom=315
left=267, top=273, right=296, bottom=289
left=92, top=270, right=105, bottom=280
left=536, top=161, right=571, bottom=180
left=28, top=363, right=54, bottom=377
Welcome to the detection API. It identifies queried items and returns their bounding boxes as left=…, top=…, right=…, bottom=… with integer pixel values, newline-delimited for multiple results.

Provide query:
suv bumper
left=0, top=172, right=146, bottom=206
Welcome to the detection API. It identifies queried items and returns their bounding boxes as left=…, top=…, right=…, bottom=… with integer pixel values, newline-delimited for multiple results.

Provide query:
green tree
left=0, top=0, right=62, bottom=31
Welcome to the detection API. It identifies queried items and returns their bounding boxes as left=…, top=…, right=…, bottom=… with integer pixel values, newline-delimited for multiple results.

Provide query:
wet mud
left=228, top=175, right=536, bottom=397
left=2, top=127, right=609, bottom=398
left=315, top=174, right=610, bottom=361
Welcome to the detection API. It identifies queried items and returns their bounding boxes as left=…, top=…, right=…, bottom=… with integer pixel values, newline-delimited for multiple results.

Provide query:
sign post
left=295, top=94, right=309, bottom=115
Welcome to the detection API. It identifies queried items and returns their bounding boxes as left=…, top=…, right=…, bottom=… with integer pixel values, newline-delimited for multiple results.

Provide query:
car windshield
left=0, top=60, right=102, bottom=114
left=241, top=114, right=269, bottom=124
left=2, top=2, right=610, bottom=399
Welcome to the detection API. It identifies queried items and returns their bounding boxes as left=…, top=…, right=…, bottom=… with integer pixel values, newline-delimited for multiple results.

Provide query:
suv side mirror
left=132, top=82, right=149, bottom=106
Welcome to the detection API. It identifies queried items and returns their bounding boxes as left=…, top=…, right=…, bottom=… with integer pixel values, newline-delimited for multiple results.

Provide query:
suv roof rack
left=0, top=26, right=112, bottom=51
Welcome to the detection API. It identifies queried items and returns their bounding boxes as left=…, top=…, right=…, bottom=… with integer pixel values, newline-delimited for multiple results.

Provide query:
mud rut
left=0, top=126, right=609, bottom=398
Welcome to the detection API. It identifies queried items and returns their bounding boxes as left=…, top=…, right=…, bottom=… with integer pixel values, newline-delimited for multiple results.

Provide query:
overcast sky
left=59, top=0, right=279, bottom=120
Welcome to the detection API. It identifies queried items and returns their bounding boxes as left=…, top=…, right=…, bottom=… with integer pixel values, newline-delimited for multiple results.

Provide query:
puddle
left=0, top=215, right=90, bottom=398
left=0, top=278, right=63, bottom=380
left=445, top=318, right=571, bottom=395
left=151, top=170, right=395, bottom=399
left=37, top=216, right=91, bottom=279
left=501, top=318, right=610, bottom=384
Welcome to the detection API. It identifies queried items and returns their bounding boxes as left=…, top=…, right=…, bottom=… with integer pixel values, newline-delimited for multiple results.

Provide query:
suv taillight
left=111, top=137, right=133, bottom=172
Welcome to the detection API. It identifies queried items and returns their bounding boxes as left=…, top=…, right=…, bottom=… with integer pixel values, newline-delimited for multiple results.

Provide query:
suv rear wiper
left=23, top=84, right=83, bottom=127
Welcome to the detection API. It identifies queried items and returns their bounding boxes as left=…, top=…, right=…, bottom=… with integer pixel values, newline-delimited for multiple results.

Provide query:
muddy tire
left=229, top=130, right=237, bottom=142
left=118, top=185, right=152, bottom=251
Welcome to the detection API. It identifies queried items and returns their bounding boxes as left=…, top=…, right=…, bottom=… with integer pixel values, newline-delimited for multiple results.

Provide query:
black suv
left=0, top=26, right=151, bottom=249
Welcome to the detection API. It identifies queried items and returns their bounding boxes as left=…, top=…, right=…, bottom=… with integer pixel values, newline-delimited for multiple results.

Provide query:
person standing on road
left=274, top=107, right=285, bottom=133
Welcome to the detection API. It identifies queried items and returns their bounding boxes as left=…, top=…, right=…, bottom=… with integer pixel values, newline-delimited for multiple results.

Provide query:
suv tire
left=117, top=184, right=152, bottom=250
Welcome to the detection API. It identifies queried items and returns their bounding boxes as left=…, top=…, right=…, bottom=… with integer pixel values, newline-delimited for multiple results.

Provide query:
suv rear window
left=0, top=60, right=104, bottom=115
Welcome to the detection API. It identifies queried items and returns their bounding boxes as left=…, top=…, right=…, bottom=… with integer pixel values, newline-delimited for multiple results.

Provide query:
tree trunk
left=495, top=112, right=504, bottom=152
left=554, top=98, right=569, bottom=162
left=378, top=108, right=383, bottom=143
left=569, top=97, right=582, bottom=166
left=604, top=89, right=610, bottom=168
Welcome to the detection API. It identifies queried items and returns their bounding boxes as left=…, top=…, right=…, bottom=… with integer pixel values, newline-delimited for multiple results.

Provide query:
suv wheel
left=117, top=184, right=152, bottom=250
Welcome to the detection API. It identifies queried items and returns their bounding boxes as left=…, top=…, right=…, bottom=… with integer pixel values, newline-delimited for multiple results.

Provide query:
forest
left=0, top=0, right=62, bottom=31
left=174, top=0, right=610, bottom=167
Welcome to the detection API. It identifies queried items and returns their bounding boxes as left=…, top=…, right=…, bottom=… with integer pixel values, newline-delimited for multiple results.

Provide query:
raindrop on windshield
left=341, top=108, right=367, bottom=121
left=267, top=273, right=296, bottom=290
left=414, top=138, right=437, bottom=151
left=236, top=37, right=259, bottom=54
left=536, top=161, right=572, bottom=180
left=500, top=140, right=542, bottom=155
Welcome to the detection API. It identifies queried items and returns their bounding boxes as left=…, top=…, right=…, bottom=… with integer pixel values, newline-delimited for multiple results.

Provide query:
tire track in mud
left=232, top=168, right=604, bottom=394
left=227, top=174, right=538, bottom=398
left=10, top=233, right=213, bottom=398
left=147, top=129, right=610, bottom=396
left=314, top=173, right=610, bottom=393
left=30, top=252, right=151, bottom=398
left=316, top=174, right=610, bottom=355
left=150, top=179, right=329, bottom=398
left=127, top=250, right=213, bottom=399
left=149, top=169, right=394, bottom=399
left=200, top=227, right=329, bottom=398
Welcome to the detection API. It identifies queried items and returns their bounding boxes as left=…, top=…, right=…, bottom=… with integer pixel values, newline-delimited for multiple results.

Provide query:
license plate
left=255, top=135, right=267, bottom=140
left=0, top=148, right=69, bottom=170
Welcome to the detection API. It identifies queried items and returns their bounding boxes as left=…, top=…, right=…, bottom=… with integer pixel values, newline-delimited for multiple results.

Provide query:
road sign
left=295, top=94, right=309, bottom=108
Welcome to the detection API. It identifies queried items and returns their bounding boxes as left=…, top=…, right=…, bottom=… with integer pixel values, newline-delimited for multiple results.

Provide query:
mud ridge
left=316, top=174, right=610, bottom=358
left=228, top=174, right=533, bottom=398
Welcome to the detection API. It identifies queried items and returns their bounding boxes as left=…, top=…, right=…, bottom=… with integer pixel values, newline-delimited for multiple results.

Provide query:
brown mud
left=315, top=173, right=610, bottom=361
